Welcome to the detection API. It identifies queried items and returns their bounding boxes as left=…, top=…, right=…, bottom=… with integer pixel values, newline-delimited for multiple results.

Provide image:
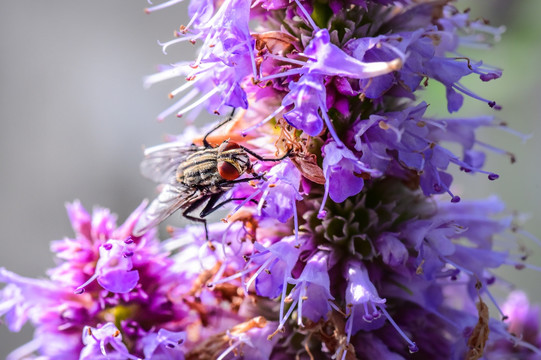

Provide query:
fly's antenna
left=203, top=108, right=237, bottom=148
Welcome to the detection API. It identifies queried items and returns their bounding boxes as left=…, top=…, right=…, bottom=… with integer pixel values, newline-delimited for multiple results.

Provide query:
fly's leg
left=202, top=109, right=237, bottom=148
left=200, top=196, right=260, bottom=244
left=200, top=197, right=259, bottom=218
left=182, top=194, right=221, bottom=250
left=217, top=173, right=267, bottom=186
left=240, top=147, right=292, bottom=162
left=183, top=189, right=259, bottom=250
left=202, top=108, right=293, bottom=163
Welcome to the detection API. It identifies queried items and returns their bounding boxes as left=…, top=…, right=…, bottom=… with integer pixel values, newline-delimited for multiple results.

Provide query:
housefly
left=133, top=114, right=290, bottom=239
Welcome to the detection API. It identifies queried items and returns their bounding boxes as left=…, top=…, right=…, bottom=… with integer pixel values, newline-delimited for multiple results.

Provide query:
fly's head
left=216, top=141, right=251, bottom=181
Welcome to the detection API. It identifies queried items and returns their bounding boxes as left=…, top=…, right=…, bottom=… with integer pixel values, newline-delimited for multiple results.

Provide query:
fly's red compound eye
left=218, top=161, right=241, bottom=180
left=220, top=141, right=241, bottom=151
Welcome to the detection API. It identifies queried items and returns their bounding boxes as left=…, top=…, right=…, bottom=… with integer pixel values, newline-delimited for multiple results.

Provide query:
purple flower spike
left=3, top=1, right=536, bottom=359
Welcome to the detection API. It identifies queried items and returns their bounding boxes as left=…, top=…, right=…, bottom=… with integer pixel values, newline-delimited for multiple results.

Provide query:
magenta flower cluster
left=1, top=1, right=540, bottom=359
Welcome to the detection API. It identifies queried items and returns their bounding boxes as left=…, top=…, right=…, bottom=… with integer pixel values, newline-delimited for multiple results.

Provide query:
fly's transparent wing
left=140, top=142, right=203, bottom=184
left=133, top=184, right=199, bottom=236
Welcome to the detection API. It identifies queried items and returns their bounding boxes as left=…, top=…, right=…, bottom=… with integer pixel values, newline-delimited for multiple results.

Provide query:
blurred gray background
left=1, top=0, right=540, bottom=357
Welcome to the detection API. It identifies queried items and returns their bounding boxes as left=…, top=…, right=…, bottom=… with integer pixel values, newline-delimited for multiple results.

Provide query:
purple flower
left=74, top=238, right=140, bottom=294
left=318, top=140, right=380, bottom=217
left=141, top=329, right=186, bottom=360
left=267, top=28, right=401, bottom=145
left=502, top=292, right=541, bottom=342
left=0, top=268, right=89, bottom=358
left=350, top=102, right=501, bottom=199
left=375, top=233, right=408, bottom=268
left=400, top=196, right=511, bottom=284
left=345, top=262, right=386, bottom=331
left=216, top=317, right=279, bottom=360
left=483, top=291, right=541, bottom=358
left=258, top=159, right=303, bottom=223
left=80, top=323, right=136, bottom=360
left=274, top=251, right=334, bottom=333
left=302, top=29, right=403, bottom=79
left=146, top=0, right=256, bottom=118
left=282, top=73, right=327, bottom=136
left=344, top=2, right=503, bottom=111
left=343, top=261, right=417, bottom=356
left=250, top=236, right=302, bottom=299
left=0, top=268, right=75, bottom=332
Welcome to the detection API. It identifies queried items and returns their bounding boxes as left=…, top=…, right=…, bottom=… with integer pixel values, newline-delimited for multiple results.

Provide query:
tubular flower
left=2, top=1, right=540, bottom=359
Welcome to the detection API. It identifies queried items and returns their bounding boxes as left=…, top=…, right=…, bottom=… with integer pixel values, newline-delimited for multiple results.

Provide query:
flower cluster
left=2, top=0, right=540, bottom=359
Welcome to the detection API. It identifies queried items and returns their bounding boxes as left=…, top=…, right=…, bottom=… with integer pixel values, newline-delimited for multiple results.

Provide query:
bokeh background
left=1, top=0, right=540, bottom=357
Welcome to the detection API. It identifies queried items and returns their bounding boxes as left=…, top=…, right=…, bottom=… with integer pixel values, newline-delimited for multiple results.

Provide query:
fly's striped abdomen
left=176, top=148, right=221, bottom=187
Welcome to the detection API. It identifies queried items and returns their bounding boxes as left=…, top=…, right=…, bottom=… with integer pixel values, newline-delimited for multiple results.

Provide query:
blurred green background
left=1, top=0, right=540, bottom=357
left=441, top=0, right=541, bottom=305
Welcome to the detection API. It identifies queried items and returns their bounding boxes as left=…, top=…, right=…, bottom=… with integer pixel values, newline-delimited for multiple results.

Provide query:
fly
left=133, top=113, right=290, bottom=240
